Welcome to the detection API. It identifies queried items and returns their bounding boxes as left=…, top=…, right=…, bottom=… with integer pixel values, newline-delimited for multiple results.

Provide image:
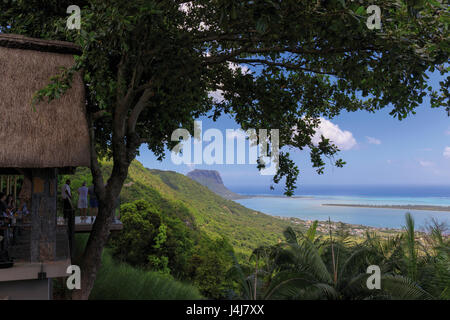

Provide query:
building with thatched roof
left=0, top=33, right=90, bottom=169
left=0, top=33, right=89, bottom=300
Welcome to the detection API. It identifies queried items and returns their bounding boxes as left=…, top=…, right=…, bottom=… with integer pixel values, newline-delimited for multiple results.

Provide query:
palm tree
left=230, top=214, right=442, bottom=300
left=419, top=219, right=450, bottom=299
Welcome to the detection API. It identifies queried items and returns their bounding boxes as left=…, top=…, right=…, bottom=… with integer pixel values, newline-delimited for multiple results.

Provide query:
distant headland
left=186, top=169, right=246, bottom=200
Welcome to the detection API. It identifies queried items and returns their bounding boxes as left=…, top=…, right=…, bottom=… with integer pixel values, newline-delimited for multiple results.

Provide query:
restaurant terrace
left=0, top=34, right=121, bottom=300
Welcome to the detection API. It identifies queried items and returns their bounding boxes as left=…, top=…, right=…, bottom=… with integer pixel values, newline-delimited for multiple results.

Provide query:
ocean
left=232, top=185, right=450, bottom=230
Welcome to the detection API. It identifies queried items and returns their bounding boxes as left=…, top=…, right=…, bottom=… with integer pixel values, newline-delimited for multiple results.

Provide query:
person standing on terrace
left=78, top=182, right=89, bottom=222
left=88, top=184, right=98, bottom=221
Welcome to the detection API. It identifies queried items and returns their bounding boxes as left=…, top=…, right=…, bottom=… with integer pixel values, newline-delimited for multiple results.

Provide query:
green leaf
left=355, top=6, right=366, bottom=15
left=337, top=0, right=346, bottom=9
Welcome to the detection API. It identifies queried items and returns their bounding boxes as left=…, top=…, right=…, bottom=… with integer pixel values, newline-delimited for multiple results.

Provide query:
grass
left=74, top=235, right=203, bottom=300
left=89, top=250, right=203, bottom=300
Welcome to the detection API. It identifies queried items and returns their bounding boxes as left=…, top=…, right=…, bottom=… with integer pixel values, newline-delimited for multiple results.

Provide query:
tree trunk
left=71, top=128, right=131, bottom=299
left=71, top=191, right=119, bottom=299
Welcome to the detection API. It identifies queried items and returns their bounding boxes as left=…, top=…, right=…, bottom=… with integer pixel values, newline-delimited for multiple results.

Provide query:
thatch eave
left=0, top=33, right=81, bottom=55
left=0, top=167, right=77, bottom=175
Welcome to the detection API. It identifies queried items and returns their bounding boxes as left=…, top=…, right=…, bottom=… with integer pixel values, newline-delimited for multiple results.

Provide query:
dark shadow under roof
left=0, top=33, right=81, bottom=55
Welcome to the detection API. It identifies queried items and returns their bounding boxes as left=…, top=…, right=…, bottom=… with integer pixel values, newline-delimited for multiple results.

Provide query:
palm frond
left=403, top=213, right=418, bottom=281
left=381, top=274, right=434, bottom=300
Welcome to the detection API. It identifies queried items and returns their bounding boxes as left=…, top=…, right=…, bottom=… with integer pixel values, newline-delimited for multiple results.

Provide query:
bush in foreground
left=72, top=234, right=202, bottom=300
left=89, top=250, right=203, bottom=300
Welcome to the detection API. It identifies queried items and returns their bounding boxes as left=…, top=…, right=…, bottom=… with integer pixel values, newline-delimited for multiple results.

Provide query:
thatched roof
left=0, top=34, right=81, bottom=55
left=0, top=34, right=90, bottom=168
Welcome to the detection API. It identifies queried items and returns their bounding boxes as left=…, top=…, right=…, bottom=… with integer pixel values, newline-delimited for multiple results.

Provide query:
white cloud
left=419, top=160, right=435, bottom=167
left=366, top=136, right=381, bottom=145
left=208, top=90, right=225, bottom=103
left=387, top=160, right=392, bottom=164
left=311, top=118, right=357, bottom=151
left=444, top=147, right=450, bottom=159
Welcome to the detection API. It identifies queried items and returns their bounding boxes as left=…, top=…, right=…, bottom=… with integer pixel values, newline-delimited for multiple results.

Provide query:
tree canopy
left=1, top=0, right=448, bottom=195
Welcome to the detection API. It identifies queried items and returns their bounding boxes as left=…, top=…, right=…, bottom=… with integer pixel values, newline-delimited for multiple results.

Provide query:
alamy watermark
left=66, top=4, right=382, bottom=31
left=171, top=121, right=280, bottom=175
left=366, top=265, right=381, bottom=290
left=66, top=265, right=81, bottom=290
left=366, top=5, right=381, bottom=30
left=66, top=5, right=81, bottom=30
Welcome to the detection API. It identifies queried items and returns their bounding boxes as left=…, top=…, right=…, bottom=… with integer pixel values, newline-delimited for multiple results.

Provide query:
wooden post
left=14, top=176, right=17, bottom=204
left=30, top=169, right=57, bottom=262
left=69, top=207, right=75, bottom=261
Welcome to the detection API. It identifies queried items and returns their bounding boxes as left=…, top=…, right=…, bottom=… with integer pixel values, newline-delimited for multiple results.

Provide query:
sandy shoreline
left=237, top=195, right=450, bottom=212
left=322, top=203, right=450, bottom=212
left=236, top=194, right=315, bottom=199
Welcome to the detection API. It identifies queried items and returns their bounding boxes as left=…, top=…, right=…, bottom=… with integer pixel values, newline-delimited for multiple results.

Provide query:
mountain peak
left=188, top=169, right=223, bottom=184
left=186, top=169, right=244, bottom=200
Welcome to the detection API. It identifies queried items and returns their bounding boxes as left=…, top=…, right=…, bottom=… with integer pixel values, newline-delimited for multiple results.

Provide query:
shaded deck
left=1, top=216, right=122, bottom=282
left=5, top=217, right=122, bottom=263
left=7, top=225, right=70, bottom=263
left=0, top=259, right=71, bottom=282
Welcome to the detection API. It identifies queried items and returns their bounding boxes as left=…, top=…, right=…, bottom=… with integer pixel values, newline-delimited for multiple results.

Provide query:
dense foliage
left=109, top=199, right=235, bottom=299
left=70, top=235, right=203, bottom=300
left=65, top=160, right=307, bottom=298
left=89, top=250, right=203, bottom=300
left=230, top=214, right=450, bottom=300
left=64, top=163, right=242, bottom=298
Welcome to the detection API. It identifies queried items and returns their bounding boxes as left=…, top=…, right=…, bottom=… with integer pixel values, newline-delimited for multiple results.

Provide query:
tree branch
left=128, top=87, right=154, bottom=135
left=92, top=110, right=111, bottom=121
left=86, top=109, right=105, bottom=200
left=203, top=45, right=379, bottom=65
left=229, top=58, right=338, bottom=75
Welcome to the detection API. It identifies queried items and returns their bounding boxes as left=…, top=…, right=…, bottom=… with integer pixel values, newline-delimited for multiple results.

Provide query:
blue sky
left=137, top=72, right=450, bottom=191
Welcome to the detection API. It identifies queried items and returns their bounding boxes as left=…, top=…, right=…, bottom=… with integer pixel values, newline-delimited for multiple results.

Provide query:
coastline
left=322, top=203, right=450, bottom=212
left=234, top=194, right=315, bottom=200
left=274, top=215, right=403, bottom=237
left=234, top=195, right=450, bottom=236
left=235, top=194, right=450, bottom=212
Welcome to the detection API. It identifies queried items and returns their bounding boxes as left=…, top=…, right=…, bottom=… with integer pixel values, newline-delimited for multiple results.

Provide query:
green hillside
left=127, top=162, right=309, bottom=256
left=67, top=160, right=305, bottom=257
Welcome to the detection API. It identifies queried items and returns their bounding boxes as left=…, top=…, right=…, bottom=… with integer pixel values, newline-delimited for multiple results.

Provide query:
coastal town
left=278, top=215, right=404, bottom=238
